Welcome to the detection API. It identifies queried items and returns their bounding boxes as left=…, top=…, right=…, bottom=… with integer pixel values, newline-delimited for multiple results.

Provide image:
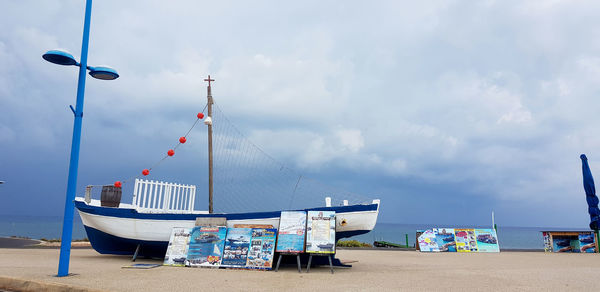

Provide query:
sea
left=0, top=215, right=591, bottom=250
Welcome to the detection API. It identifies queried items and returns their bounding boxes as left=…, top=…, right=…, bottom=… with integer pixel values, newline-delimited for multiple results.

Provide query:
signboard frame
left=305, top=211, right=336, bottom=254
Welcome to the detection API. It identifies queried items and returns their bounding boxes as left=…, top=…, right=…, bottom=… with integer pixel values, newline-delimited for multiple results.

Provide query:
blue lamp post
left=43, top=0, right=118, bottom=277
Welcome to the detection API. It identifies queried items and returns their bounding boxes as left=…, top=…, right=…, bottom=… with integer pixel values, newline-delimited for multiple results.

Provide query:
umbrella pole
left=596, top=230, right=600, bottom=253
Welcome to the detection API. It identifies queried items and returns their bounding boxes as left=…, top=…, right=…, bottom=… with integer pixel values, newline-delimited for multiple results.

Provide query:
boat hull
left=75, top=199, right=379, bottom=257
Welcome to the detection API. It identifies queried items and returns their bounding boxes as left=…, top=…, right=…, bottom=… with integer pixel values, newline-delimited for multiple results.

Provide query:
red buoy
left=167, top=149, right=175, bottom=156
left=114, top=181, right=122, bottom=188
left=179, top=136, right=186, bottom=144
left=142, top=169, right=149, bottom=176
left=197, top=112, right=204, bottom=119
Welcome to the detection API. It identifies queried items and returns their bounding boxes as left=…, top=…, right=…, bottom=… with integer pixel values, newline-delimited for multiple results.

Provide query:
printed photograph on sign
left=306, top=211, right=336, bottom=254
left=454, top=229, right=472, bottom=252
left=275, top=211, right=307, bottom=253
left=552, top=236, right=578, bottom=252
left=418, top=229, right=439, bottom=252
left=474, top=229, right=499, bottom=252
left=186, top=226, right=227, bottom=267
left=163, top=227, right=191, bottom=266
left=543, top=232, right=552, bottom=252
left=466, top=229, right=478, bottom=252
left=246, top=228, right=277, bottom=269
left=434, top=228, right=456, bottom=252
left=222, top=228, right=252, bottom=268
left=579, top=233, right=596, bottom=253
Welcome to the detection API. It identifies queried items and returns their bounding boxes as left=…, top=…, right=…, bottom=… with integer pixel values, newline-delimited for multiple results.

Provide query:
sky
left=1, top=0, right=600, bottom=228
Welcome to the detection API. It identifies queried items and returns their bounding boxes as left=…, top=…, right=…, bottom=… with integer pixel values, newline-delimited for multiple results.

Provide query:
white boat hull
left=74, top=198, right=380, bottom=257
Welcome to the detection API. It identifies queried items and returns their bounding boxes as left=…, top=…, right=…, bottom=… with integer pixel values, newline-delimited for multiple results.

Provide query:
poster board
left=579, top=232, right=596, bottom=253
left=433, top=228, right=456, bottom=252
left=306, top=211, right=336, bottom=254
left=454, top=229, right=478, bottom=252
left=543, top=232, right=552, bottom=252
left=247, top=228, right=277, bottom=269
left=163, top=227, right=192, bottom=266
left=186, top=226, right=227, bottom=267
left=542, top=231, right=598, bottom=253
left=275, top=211, right=307, bottom=253
left=552, top=236, right=576, bottom=252
left=474, top=229, right=500, bottom=252
left=420, top=227, right=499, bottom=253
left=222, top=228, right=252, bottom=267
left=417, top=229, right=440, bottom=252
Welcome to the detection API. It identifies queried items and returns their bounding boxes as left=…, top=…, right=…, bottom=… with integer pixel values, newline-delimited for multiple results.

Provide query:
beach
left=1, top=243, right=600, bottom=291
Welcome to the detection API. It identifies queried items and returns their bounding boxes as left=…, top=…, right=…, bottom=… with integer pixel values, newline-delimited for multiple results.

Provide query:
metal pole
left=57, top=0, right=92, bottom=277
left=206, top=77, right=214, bottom=213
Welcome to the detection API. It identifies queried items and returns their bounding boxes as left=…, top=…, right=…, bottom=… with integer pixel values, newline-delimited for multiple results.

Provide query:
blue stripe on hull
left=74, top=201, right=378, bottom=221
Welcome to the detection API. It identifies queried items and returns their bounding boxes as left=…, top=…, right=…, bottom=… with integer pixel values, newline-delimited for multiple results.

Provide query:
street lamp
left=43, top=0, right=118, bottom=277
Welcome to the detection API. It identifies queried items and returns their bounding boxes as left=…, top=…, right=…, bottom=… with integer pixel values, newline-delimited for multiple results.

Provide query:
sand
left=1, top=247, right=599, bottom=291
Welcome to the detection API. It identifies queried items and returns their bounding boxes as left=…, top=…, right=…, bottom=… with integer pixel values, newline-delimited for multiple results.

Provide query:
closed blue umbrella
left=580, top=154, right=600, bottom=230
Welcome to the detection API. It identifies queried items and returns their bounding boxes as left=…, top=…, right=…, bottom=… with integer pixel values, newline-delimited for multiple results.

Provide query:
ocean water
left=0, top=215, right=591, bottom=250
left=348, top=223, right=592, bottom=250
left=0, top=214, right=87, bottom=240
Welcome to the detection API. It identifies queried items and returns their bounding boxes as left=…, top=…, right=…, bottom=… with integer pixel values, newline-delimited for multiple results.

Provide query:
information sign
left=306, top=211, right=336, bottom=254
left=275, top=211, right=307, bottom=253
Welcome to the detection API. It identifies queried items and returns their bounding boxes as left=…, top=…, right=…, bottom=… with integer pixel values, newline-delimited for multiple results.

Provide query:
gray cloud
left=1, top=0, right=599, bottom=227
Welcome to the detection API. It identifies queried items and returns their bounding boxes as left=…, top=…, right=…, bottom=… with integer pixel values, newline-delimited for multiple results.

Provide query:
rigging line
left=214, top=119, right=239, bottom=212
left=213, top=104, right=299, bottom=209
left=120, top=107, right=208, bottom=186
left=214, top=103, right=351, bottom=199
left=213, top=104, right=290, bottom=169
left=215, top=115, right=248, bottom=212
left=214, top=104, right=307, bottom=208
left=288, top=175, right=302, bottom=209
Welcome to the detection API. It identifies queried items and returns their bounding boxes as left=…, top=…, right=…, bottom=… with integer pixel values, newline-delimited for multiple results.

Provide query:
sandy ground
left=0, top=237, right=92, bottom=248
left=1, top=248, right=599, bottom=291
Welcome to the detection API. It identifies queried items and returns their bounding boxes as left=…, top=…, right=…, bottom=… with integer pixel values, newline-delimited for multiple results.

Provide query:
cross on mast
left=204, top=75, right=214, bottom=214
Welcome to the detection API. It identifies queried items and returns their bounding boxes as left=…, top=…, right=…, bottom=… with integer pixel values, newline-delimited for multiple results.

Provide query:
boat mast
left=204, top=75, right=215, bottom=213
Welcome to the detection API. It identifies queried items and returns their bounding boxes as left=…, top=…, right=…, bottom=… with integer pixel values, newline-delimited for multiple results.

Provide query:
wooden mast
left=204, top=75, right=215, bottom=213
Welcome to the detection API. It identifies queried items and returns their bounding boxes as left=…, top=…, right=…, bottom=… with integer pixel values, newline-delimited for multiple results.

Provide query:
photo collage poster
left=419, top=228, right=499, bottom=253
left=454, top=229, right=478, bottom=252
left=186, top=226, right=227, bottom=267
left=247, top=228, right=277, bottom=269
left=275, top=211, right=307, bottom=253
left=578, top=232, right=596, bottom=253
left=222, top=228, right=252, bottom=267
left=474, top=229, right=499, bottom=252
left=433, top=228, right=456, bottom=252
left=163, top=227, right=191, bottom=266
left=306, top=211, right=336, bottom=254
left=417, top=229, right=439, bottom=252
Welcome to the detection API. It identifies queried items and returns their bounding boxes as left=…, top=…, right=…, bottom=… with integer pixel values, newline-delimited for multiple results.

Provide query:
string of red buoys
left=113, top=112, right=205, bottom=187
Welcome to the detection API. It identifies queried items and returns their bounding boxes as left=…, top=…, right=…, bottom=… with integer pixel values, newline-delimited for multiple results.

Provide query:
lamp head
left=42, top=50, right=78, bottom=66
left=89, top=66, right=119, bottom=80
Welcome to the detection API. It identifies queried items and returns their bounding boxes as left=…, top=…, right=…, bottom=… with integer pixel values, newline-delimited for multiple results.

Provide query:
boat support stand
left=132, top=244, right=141, bottom=262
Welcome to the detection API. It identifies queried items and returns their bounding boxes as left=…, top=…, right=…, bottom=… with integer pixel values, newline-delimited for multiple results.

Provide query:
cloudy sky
left=1, top=0, right=600, bottom=228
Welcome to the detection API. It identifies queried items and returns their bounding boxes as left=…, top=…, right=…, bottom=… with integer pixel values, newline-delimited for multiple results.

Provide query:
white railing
left=132, top=178, right=197, bottom=213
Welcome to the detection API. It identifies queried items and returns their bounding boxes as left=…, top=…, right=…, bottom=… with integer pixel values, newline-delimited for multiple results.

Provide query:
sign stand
left=274, top=253, right=302, bottom=273
left=306, top=254, right=334, bottom=274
